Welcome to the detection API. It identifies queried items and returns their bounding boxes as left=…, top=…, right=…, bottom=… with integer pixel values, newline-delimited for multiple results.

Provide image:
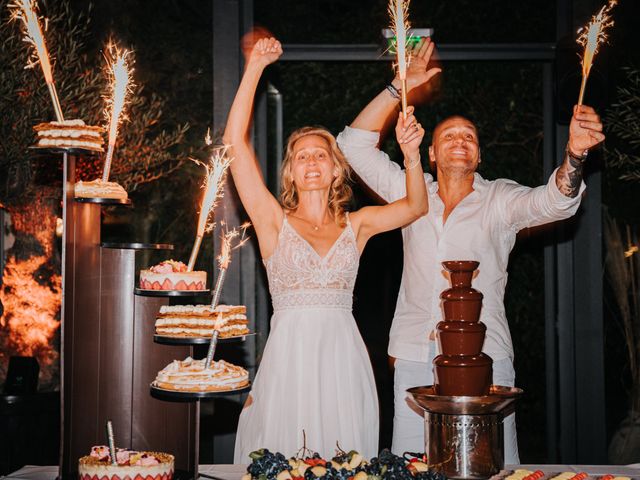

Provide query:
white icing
left=38, top=138, right=103, bottom=149
left=155, top=316, right=247, bottom=326
left=155, top=357, right=248, bottom=388
left=158, top=304, right=244, bottom=314
left=38, top=129, right=102, bottom=138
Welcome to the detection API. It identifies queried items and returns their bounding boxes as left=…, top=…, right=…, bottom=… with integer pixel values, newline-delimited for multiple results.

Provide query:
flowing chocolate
left=434, top=261, right=493, bottom=396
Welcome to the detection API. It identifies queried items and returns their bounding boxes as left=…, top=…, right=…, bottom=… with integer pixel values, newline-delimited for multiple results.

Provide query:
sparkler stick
left=102, top=43, right=134, bottom=182
left=204, top=224, right=250, bottom=369
left=106, top=421, right=117, bottom=466
left=10, top=0, right=64, bottom=121
left=187, top=147, right=233, bottom=271
left=389, top=0, right=410, bottom=118
left=576, top=0, right=617, bottom=105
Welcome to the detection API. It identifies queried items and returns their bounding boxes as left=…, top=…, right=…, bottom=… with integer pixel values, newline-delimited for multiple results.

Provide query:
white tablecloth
left=3, top=464, right=639, bottom=480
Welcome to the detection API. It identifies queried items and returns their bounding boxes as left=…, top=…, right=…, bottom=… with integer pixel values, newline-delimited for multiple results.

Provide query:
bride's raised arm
left=351, top=106, right=429, bottom=249
left=222, top=37, right=284, bottom=256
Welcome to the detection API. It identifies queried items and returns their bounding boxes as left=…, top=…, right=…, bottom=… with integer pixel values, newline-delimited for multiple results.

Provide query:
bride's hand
left=246, top=37, right=283, bottom=69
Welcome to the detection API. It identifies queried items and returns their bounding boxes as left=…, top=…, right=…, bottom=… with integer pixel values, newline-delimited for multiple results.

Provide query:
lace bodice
left=264, top=215, right=359, bottom=311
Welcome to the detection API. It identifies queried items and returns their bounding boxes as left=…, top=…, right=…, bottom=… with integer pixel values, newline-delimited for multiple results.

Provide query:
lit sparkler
left=102, top=42, right=134, bottom=182
left=186, top=146, right=233, bottom=271
left=9, top=0, right=64, bottom=121
left=388, top=0, right=411, bottom=118
left=204, top=222, right=250, bottom=369
left=576, top=0, right=617, bottom=105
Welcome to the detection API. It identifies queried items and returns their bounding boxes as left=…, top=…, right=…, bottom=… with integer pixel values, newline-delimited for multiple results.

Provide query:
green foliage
left=0, top=0, right=191, bottom=204
left=605, top=67, right=640, bottom=182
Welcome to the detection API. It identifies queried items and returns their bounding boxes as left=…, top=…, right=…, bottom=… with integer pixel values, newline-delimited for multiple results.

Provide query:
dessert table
left=3, top=464, right=640, bottom=480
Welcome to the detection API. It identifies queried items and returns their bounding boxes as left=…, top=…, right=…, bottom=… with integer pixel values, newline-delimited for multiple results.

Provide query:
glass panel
left=255, top=1, right=556, bottom=44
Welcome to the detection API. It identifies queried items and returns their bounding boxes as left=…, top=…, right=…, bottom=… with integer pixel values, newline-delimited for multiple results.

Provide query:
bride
left=225, top=36, right=428, bottom=461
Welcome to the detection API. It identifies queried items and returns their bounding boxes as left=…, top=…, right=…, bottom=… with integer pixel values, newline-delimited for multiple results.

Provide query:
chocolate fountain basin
left=407, top=385, right=523, bottom=480
left=407, top=385, right=522, bottom=415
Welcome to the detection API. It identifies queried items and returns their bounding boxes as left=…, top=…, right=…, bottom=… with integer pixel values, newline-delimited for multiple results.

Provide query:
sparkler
left=9, top=0, right=64, bottom=121
left=186, top=146, right=233, bottom=271
left=204, top=223, right=250, bottom=369
left=102, top=42, right=134, bottom=182
left=388, top=0, right=411, bottom=118
left=576, top=0, right=617, bottom=105
left=106, top=421, right=117, bottom=466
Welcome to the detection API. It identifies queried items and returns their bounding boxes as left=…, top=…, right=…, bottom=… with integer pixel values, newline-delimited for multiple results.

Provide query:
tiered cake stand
left=47, top=147, right=196, bottom=479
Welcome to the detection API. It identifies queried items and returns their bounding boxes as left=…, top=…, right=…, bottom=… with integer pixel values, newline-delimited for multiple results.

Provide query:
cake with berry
left=139, top=260, right=206, bottom=291
left=78, top=446, right=174, bottom=480
left=155, top=304, right=249, bottom=338
left=153, top=357, right=249, bottom=392
left=75, top=179, right=128, bottom=200
left=33, top=119, right=105, bottom=151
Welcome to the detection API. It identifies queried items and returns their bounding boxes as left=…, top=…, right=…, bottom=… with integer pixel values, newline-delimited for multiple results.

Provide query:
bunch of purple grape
left=247, top=448, right=291, bottom=478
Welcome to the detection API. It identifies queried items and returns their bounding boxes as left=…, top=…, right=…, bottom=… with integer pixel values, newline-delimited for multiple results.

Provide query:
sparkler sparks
left=217, top=222, right=251, bottom=270
left=388, top=0, right=411, bottom=117
left=576, top=0, right=617, bottom=105
left=9, top=0, right=64, bottom=121
left=102, top=42, right=135, bottom=182
left=186, top=146, right=234, bottom=271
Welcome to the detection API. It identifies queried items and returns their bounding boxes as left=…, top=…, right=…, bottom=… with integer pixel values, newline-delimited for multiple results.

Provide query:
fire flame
left=9, top=0, right=54, bottom=84
left=102, top=41, right=135, bottom=182
left=388, top=0, right=411, bottom=80
left=0, top=256, right=61, bottom=358
left=0, top=200, right=61, bottom=389
left=218, top=222, right=251, bottom=270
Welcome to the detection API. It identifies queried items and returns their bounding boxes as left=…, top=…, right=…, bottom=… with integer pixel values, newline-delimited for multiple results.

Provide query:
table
left=3, top=464, right=639, bottom=480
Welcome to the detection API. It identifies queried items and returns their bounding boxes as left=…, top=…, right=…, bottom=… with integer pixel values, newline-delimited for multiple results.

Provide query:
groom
left=337, top=38, right=605, bottom=462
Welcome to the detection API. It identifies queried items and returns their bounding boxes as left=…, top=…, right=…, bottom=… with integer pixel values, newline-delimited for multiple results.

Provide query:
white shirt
left=337, top=126, right=585, bottom=363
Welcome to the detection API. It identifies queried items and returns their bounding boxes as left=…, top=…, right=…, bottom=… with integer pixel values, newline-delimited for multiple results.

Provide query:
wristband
left=386, top=83, right=401, bottom=100
left=566, top=145, right=588, bottom=162
left=404, top=155, right=421, bottom=170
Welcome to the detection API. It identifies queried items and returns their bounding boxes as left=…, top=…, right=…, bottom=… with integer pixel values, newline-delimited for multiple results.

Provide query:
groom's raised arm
left=337, top=37, right=441, bottom=203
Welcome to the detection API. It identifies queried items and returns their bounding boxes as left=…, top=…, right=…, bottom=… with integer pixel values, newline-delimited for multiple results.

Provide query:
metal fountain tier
left=407, top=385, right=523, bottom=480
left=408, top=385, right=522, bottom=415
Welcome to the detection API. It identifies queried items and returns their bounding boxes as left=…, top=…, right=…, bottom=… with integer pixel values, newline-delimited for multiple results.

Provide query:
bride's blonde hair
left=280, top=127, right=352, bottom=226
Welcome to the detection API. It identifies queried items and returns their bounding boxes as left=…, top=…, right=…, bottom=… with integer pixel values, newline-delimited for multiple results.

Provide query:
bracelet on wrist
left=566, top=145, right=588, bottom=162
left=386, top=83, right=401, bottom=100
left=404, top=155, right=421, bottom=170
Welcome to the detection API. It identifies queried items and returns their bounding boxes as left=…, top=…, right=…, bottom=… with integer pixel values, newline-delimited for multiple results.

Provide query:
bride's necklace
left=289, top=214, right=332, bottom=231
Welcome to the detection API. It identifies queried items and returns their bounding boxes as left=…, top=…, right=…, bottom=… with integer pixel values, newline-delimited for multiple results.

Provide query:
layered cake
left=75, top=179, right=128, bottom=200
left=153, top=357, right=249, bottom=392
left=78, top=446, right=174, bottom=480
left=155, top=304, right=249, bottom=338
left=33, top=119, right=105, bottom=151
left=139, top=260, right=207, bottom=291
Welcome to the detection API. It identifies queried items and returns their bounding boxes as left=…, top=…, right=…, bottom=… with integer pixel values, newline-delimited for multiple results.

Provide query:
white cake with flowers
left=78, top=446, right=174, bottom=480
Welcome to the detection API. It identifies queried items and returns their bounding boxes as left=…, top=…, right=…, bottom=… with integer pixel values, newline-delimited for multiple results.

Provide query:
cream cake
left=33, top=119, right=105, bottom=151
left=75, top=179, right=128, bottom=200
left=155, top=304, right=249, bottom=338
left=78, top=446, right=174, bottom=480
left=153, top=357, right=249, bottom=392
left=139, top=260, right=206, bottom=291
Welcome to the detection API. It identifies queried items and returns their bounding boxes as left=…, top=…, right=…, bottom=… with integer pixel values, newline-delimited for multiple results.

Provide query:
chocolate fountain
left=408, top=261, right=522, bottom=480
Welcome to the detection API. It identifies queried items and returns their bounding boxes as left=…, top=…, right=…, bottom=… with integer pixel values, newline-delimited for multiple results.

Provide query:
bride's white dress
left=234, top=215, right=379, bottom=462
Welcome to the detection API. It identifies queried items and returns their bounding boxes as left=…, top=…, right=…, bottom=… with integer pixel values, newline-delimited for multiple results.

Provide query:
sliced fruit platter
left=242, top=448, right=447, bottom=480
